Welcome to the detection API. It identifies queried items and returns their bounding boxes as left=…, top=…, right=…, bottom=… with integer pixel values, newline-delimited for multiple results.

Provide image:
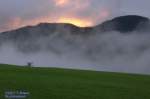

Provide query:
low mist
left=0, top=29, right=150, bottom=75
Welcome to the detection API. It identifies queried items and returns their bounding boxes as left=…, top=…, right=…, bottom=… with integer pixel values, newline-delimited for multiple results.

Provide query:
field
left=0, top=64, right=150, bottom=99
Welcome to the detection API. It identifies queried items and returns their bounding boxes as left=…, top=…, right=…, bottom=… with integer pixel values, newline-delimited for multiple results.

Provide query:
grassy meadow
left=0, top=64, right=150, bottom=99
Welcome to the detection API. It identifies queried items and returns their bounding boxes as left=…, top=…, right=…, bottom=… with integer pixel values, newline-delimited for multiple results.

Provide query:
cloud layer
left=0, top=0, right=150, bottom=32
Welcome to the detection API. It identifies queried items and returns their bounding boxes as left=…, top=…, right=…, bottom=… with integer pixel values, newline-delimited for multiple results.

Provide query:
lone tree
left=27, top=62, right=33, bottom=67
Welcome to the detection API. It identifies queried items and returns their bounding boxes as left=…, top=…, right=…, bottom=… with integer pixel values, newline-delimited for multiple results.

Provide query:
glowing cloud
left=0, top=0, right=115, bottom=32
left=57, top=17, right=93, bottom=27
left=54, top=0, right=70, bottom=6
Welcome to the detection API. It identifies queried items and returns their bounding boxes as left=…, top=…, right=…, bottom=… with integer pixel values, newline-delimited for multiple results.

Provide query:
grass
left=0, top=64, right=150, bottom=99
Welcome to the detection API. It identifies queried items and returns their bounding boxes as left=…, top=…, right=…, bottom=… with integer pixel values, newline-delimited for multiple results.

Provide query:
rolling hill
left=0, top=64, right=150, bottom=99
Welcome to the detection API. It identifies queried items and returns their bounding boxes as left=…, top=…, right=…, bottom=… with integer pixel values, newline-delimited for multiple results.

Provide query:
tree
left=27, top=62, right=33, bottom=67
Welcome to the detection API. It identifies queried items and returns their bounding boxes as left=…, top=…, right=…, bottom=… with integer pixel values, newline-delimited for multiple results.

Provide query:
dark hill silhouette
left=0, top=15, right=149, bottom=53
left=1, top=15, right=149, bottom=40
left=95, top=15, right=150, bottom=33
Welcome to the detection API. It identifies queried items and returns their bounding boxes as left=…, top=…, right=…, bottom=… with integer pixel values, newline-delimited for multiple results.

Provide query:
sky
left=0, top=0, right=150, bottom=32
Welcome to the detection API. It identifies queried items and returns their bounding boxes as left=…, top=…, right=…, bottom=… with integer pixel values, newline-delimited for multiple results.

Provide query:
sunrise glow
left=55, top=0, right=69, bottom=6
left=0, top=0, right=113, bottom=32
left=57, top=17, right=93, bottom=27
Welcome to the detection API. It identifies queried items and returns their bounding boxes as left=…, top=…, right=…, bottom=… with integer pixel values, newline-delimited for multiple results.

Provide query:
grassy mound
left=0, top=64, right=150, bottom=99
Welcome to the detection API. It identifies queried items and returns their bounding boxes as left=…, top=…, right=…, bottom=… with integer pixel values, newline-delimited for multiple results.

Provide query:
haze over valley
left=0, top=15, right=150, bottom=74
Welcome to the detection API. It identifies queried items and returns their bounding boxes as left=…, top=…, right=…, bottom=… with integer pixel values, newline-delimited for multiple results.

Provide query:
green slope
left=0, top=64, right=150, bottom=99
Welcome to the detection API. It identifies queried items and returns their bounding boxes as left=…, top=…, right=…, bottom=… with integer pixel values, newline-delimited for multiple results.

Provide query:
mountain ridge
left=0, top=15, right=150, bottom=53
left=1, top=15, right=150, bottom=34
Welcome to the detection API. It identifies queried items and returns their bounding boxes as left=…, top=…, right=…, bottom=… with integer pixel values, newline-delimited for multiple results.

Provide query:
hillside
left=0, top=64, right=150, bottom=99
left=0, top=15, right=149, bottom=43
left=95, top=15, right=150, bottom=32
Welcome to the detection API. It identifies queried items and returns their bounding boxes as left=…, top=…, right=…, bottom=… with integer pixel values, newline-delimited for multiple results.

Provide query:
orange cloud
left=54, top=0, right=90, bottom=10
left=1, top=15, right=93, bottom=32
left=0, top=0, right=112, bottom=32
left=9, top=18, right=22, bottom=28
left=28, top=15, right=93, bottom=27
left=57, top=17, right=93, bottom=27
left=54, top=0, right=70, bottom=6
left=1, top=17, right=23, bottom=32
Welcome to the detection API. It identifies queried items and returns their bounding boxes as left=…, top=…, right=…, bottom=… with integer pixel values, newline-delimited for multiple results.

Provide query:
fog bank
left=0, top=30, right=150, bottom=74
